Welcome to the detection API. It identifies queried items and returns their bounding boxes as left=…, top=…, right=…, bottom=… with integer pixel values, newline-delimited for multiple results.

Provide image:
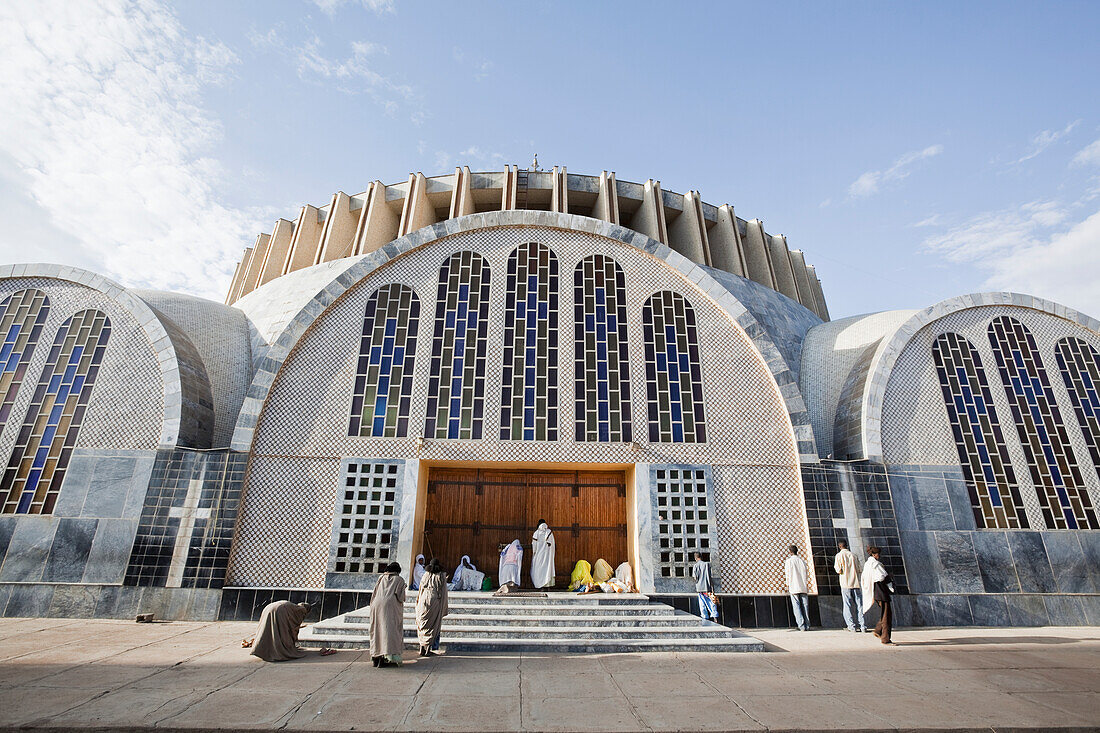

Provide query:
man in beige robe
left=250, top=601, right=311, bottom=662
left=416, top=558, right=449, bottom=656
left=370, top=562, right=406, bottom=667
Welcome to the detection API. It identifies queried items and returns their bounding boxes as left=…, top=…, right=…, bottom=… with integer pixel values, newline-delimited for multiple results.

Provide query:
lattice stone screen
left=326, top=459, right=404, bottom=589
left=650, top=465, right=718, bottom=590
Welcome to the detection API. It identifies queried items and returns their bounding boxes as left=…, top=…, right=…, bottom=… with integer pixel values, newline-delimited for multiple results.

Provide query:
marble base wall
left=0, top=582, right=221, bottom=621
left=819, top=592, right=1100, bottom=628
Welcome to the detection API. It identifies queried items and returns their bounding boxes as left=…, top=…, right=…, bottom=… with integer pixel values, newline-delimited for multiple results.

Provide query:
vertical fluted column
left=353, top=181, right=400, bottom=255
left=807, top=264, right=830, bottom=321
left=788, top=249, right=818, bottom=315
left=238, top=233, right=270, bottom=297
left=449, top=166, right=475, bottom=218
left=593, top=171, right=619, bottom=224
left=551, top=166, right=568, bottom=213
left=283, top=205, right=323, bottom=274
left=317, top=192, right=359, bottom=263
left=768, top=233, right=801, bottom=302
left=629, top=179, right=668, bottom=244
left=258, top=218, right=295, bottom=286
left=666, top=190, right=710, bottom=265
left=741, top=219, right=777, bottom=289
left=399, top=172, right=438, bottom=236
left=708, top=205, right=747, bottom=277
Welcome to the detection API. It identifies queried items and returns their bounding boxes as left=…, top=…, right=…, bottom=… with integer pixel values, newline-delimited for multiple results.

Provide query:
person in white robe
left=499, top=539, right=523, bottom=587
left=369, top=562, right=406, bottom=667
left=784, top=545, right=810, bottom=631
left=614, top=561, right=635, bottom=592
left=415, top=558, right=448, bottom=656
left=692, top=552, right=718, bottom=621
left=451, top=555, right=484, bottom=591
left=861, top=545, right=894, bottom=644
left=531, top=520, right=555, bottom=589
left=411, top=554, right=426, bottom=590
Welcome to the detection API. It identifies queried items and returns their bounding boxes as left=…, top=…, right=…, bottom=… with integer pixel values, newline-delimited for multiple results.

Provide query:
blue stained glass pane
left=0, top=340, right=14, bottom=365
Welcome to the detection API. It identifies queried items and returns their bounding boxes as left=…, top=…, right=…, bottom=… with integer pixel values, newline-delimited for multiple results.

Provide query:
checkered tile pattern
left=881, top=305, right=1100, bottom=530
left=232, top=226, right=803, bottom=589
left=709, top=464, right=814, bottom=594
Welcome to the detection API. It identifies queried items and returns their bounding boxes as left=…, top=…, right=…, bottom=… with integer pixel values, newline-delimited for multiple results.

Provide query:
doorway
left=421, top=467, right=628, bottom=588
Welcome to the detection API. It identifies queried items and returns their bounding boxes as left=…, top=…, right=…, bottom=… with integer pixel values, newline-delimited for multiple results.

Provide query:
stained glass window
left=574, top=255, right=632, bottom=442
left=988, top=316, right=1097, bottom=529
left=348, top=284, right=420, bottom=438
left=1055, top=337, right=1100, bottom=479
left=500, top=242, right=558, bottom=441
left=0, top=289, right=50, bottom=425
left=1, top=309, right=111, bottom=514
left=424, top=252, right=490, bottom=439
left=932, top=332, right=1028, bottom=528
left=642, top=291, right=706, bottom=443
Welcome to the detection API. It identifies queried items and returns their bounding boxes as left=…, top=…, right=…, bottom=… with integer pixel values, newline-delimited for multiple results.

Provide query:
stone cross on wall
left=166, top=478, right=211, bottom=588
left=832, top=489, right=872, bottom=558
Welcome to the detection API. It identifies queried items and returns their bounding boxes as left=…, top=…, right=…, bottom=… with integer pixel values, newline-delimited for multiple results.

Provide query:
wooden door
left=422, top=468, right=627, bottom=589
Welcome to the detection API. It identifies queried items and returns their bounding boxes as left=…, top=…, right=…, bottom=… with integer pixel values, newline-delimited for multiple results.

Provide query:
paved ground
left=0, top=618, right=1098, bottom=732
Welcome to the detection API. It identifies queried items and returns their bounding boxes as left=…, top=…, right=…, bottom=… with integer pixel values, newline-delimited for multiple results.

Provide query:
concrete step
left=302, top=595, right=764, bottom=653
left=341, top=613, right=695, bottom=627
left=299, top=631, right=765, bottom=654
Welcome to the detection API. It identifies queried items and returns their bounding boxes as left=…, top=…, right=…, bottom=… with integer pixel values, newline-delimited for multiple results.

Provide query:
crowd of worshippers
left=783, top=541, right=896, bottom=644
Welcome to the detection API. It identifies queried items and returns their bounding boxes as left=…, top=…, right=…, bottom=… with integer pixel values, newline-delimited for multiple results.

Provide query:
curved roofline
left=0, top=263, right=205, bottom=447
left=229, top=210, right=819, bottom=461
left=860, top=291, right=1100, bottom=461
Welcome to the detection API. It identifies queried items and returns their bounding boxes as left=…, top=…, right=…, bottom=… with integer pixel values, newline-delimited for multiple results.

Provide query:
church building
left=0, top=165, right=1097, bottom=629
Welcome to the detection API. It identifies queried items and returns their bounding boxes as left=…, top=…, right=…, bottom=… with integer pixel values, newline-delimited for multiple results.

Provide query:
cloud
left=0, top=0, right=273, bottom=301
left=1072, top=137, right=1100, bottom=167
left=848, top=144, right=943, bottom=198
left=912, top=214, right=942, bottom=227
left=924, top=201, right=1100, bottom=314
left=1011, top=120, right=1080, bottom=164
left=311, top=0, right=395, bottom=15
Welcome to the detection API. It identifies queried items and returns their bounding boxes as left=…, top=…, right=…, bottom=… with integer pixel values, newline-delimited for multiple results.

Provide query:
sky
left=2, top=1, right=1100, bottom=319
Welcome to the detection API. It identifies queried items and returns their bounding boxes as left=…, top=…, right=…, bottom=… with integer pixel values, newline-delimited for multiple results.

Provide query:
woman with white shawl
left=499, top=539, right=523, bottom=587
left=860, top=545, right=894, bottom=644
left=416, top=558, right=449, bottom=657
left=369, top=562, right=406, bottom=667
left=451, top=555, right=485, bottom=591
left=411, top=554, right=426, bottom=590
left=531, top=520, right=555, bottom=588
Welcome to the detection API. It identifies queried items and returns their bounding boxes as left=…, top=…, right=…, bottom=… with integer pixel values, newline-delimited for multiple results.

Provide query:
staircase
left=299, top=592, right=764, bottom=653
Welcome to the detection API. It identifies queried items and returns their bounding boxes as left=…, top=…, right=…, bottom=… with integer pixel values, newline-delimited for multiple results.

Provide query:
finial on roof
left=530, top=153, right=539, bottom=171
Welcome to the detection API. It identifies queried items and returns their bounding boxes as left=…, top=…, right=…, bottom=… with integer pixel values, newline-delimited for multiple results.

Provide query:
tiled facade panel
left=643, top=292, right=706, bottom=443
left=424, top=251, right=490, bottom=440
left=124, top=449, right=245, bottom=589
left=1, top=310, right=111, bottom=514
left=1055, top=337, right=1100, bottom=477
left=348, top=284, right=420, bottom=439
left=499, top=242, right=559, bottom=441
left=988, top=316, right=1097, bottom=530
left=880, top=306, right=1100, bottom=530
left=932, top=332, right=1028, bottom=529
left=231, top=227, right=802, bottom=589
left=0, top=278, right=164, bottom=458
left=574, top=255, right=633, bottom=442
left=0, top=289, right=50, bottom=425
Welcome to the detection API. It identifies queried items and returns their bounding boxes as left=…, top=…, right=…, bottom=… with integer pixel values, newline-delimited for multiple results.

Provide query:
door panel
left=423, top=467, right=627, bottom=589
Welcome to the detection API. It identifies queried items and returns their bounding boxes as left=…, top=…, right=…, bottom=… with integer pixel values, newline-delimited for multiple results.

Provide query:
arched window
left=574, top=255, right=633, bottom=442
left=500, top=242, right=559, bottom=441
left=0, top=288, right=50, bottom=425
left=1, top=309, right=110, bottom=514
left=424, top=252, right=490, bottom=439
left=988, top=316, right=1097, bottom=529
left=348, top=284, right=420, bottom=438
left=932, top=332, right=1028, bottom=528
left=642, top=291, right=706, bottom=443
left=1055, top=337, right=1100, bottom=479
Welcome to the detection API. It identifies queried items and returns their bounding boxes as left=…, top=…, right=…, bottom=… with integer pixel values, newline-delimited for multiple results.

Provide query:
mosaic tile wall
left=574, top=254, right=633, bottom=442
left=0, top=278, right=164, bottom=458
left=1056, top=337, right=1100, bottom=474
left=124, top=449, right=246, bottom=588
left=0, top=289, right=50, bottom=424
left=348, top=284, right=419, bottom=439
left=231, top=226, right=807, bottom=591
left=880, top=306, right=1100, bottom=530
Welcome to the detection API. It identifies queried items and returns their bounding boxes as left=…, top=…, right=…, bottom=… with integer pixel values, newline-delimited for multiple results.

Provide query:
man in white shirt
left=833, top=539, right=867, bottom=632
left=784, top=544, right=810, bottom=631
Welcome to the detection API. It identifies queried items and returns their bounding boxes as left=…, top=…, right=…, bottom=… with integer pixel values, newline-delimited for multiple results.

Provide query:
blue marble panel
left=48, top=584, right=100, bottom=617
left=93, top=585, right=141, bottom=619
left=933, top=594, right=974, bottom=626
left=886, top=471, right=919, bottom=531
left=1043, top=595, right=1086, bottom=626
left=82, top=519, right=137, bottom=584
left=899, top=530, right=939, bottom=593
left=969, top=594, right=1011, bottom=626
left=4, top=584, right=54, bottom=617
left=943, top=475, right=977, bottom=530
left=1005, top=594, right=1048, bottom=626
left=934, top=531, right=984, bottom=593
left=81, top=457, right=137, bottom=518
left=50, top=457, right=93, bottom=517
left=1073, top=532, right=1100, bottom=593
left=42, top=518, right=97, bottom=583
left=0, top=518, right=57, bottom=582
left=1079, top=594, right=1100, bottom=625
left=0, top=517, right=14, bottom=566
left=910, top=475, right=955, bottom=530
left=1041, top=533, right=1095, bottom=593
left=971, top=531, right=1020, bottom=593
left=1006, top=532, right=1056, bottom=592
left=911, top=594, right=935, bottom=627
